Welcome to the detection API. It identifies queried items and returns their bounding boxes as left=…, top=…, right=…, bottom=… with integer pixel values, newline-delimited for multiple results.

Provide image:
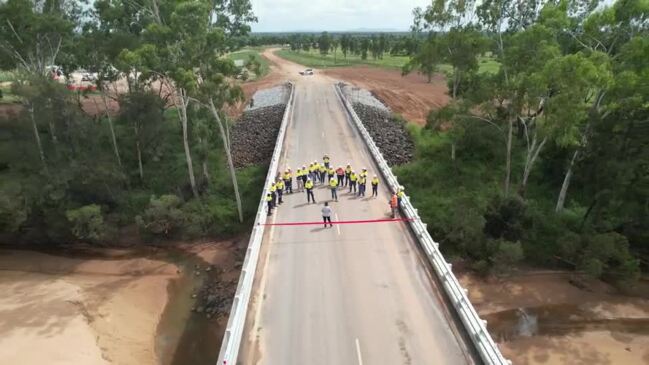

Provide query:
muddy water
left=484, top=304, right=649, bottom=342
left=155, top=250, right=226, bottom=365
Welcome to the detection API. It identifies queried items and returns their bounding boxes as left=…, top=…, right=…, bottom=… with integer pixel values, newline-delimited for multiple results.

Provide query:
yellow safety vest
left=305, top=181, right=314, bottom=189
left=266, top=195, right=272, bottom=202
left=270, top=184, right=276, bottom=192
left=309, top=165, right=316, bottom=173
left=371, top=178, right=379, bottom=186
left=323, top=156, right=330, bottom=162
left=359, top=177, right=366, bottom=185
left=361, top=171, right=368, bottom=178
left=329, top=179, right=338, bottom=188
left=398, top=191, right=405, bottom=198
left=328, top=168, right=335, bottom=175
left=284, top=172, right=291, bottom=180
left=276, top=181, right=284, bottom=189
left=319, top=165, right=326, bottom=172
left=350, top=173, right=358, bottom=182
left=345, top=166, right=352, bottom=174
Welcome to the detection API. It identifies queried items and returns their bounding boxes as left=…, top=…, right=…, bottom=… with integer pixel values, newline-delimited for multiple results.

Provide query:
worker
left=266, top=193, right=273, bottom=215
left=269, top=182, right=277, bottom=208
left=321, top=202, right=333, bottom=228
left=360, top=168, right=368, bottom=179
left=348, top=170, right=358, bottom=193
left=397, top=186, right=405, bottom=206
left=308, top=163, right=316, bottom=182
left=329, top=175, right=338, bottom=201
left=276, top=179, right=285, bottom=204
left=327, top=166, right=335, bottom=182
left=336, top=166, right=345, bottom=188
left=319, top=163, right=327, bottom=184
left=358, top=174, right=366, bottom=197
left=301, top=165, right=308, bottom=191
left=323, top=154, right=331, bottom=169
left=371, top=175, right=379, bottom=197
left=305, top=178, right=316, bottom=204
left=344, top=163, right=352, bottom=187
left=389, top=193, right=399, bottom=218
left=283, top=169, right=293, bottom=194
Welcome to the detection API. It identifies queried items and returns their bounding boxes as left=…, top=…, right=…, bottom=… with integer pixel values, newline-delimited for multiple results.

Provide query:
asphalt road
left=240, top=51, right=475, bottom=365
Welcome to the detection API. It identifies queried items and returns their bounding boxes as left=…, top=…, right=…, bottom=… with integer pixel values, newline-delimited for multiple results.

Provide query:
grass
left=275, top=48, right=501, bottom=75
left=0, top=70, right=16, bottom=83
left=0, top=85, right=20, bottom=104
left=227, top=48, right=270, bottom=80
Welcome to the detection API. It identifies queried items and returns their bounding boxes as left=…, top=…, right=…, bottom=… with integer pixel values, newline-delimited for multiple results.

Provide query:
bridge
left=218, top=54, right=509, bottom=365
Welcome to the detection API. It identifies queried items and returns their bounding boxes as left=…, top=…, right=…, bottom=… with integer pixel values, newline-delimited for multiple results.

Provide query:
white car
left=299, top=68, right=314, bottom=76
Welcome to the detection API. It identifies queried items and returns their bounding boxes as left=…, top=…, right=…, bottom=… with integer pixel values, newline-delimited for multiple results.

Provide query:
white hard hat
left=400, top=185, right=405, bottom=190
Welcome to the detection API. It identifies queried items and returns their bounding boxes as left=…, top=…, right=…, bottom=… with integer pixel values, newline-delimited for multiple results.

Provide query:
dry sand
left=0, top=249, right=179, bottom=365
left=460, top=271, right=649, bottom=365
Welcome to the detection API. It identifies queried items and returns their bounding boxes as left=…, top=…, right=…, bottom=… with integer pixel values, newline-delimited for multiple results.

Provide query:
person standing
left=305, top=178, right=316, bottom=204
left=344, top=164, right=352, bottom=187
left=348, top=171, right=358, bottom=193
left=327, top=166, right=335, bottom=182
left=390, top=193, right=399, bottom=218
left=319, top=163, right=327, bottom=184
left=308, top=163, right=316, bottom=183
left=358, top=174, right=366, bottom=197
left=269, top=183, right=277, bottom=208
left=301, top=165, right=308, bottom=192
left=336, top=166, right=345, bottom=187
left=397, top=186, right=405, bottom=206
left=283, top=169, right=293, bottom=194
left=276, top=179, right=285, bottom=204
left=329, top=176, right=338, bottom=201
left=371, top=175, right=379, bottom=197
left=321, top=202, right=333, bottom=228
left=266, top=193, right=273, bottom=215
left=360, top=168, right=368, bottom=179
left=323, top=154, right=331, bottom=169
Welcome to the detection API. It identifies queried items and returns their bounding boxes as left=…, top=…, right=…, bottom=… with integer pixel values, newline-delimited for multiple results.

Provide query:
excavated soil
left=325, top=66, right=450, bottom=126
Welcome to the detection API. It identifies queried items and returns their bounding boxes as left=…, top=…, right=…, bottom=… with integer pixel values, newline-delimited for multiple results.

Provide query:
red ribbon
left=261, top=218, right=413, bottom=226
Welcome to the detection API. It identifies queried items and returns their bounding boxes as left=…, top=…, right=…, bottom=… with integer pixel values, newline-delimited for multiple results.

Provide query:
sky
left=250, top=0, right=433, bottom=32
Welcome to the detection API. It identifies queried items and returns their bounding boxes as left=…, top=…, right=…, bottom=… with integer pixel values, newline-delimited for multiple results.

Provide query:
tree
left=66, top=204, right=106, bottom=242
left=318, top=31, right=332, bottom=56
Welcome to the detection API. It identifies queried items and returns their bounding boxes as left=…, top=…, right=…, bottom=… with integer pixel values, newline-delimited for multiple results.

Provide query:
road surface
left=240, top=50, right=476, bottom=365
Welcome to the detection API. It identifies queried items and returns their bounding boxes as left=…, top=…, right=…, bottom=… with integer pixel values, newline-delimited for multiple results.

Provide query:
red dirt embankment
left=324, top=67, right=449, bottom=126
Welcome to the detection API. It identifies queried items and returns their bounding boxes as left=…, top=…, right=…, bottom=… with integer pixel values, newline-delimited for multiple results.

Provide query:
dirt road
left=240, top=50, right=475, bottom=364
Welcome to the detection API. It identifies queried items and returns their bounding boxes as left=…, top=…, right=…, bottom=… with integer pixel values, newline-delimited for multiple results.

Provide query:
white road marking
left=355, top=338, right=364, bottom=365
left=322, top=131, right=325, bottom=138
left=335, top=213, right=341, bottom=235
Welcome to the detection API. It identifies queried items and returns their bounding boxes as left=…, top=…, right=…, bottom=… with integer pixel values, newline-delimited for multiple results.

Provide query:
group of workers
left=266, top=154, right=406, bottom=218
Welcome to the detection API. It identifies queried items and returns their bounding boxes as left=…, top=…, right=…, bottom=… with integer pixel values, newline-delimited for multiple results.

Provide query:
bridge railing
left=216, top=82, right=295, bottom=365
left=334, top=83, right=511, bottom=365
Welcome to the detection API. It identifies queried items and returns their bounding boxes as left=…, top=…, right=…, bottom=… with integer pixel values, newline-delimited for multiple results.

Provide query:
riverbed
left=460, top=271, right=649, bottom=364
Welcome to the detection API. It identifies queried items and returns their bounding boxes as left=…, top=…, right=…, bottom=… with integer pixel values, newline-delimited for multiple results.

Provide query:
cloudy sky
left=250, top=0, right=432, bottom=32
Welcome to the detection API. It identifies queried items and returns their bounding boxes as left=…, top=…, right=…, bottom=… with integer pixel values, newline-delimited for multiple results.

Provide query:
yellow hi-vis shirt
left=309, top=165, right=316, bottom=173
left=345, top=166, right=352, bottom=174
left=350, top=173, right=358, bottom=182
left=276, top=181, right=285, bottom=190
left=329, top=178, right=338, bottom=188
left=371, top=177, right=379, bottom=186
left=323, top=156, right=330, bottom=163
left=319, top=165, right=326, bottom=173
left=270, top=184, right=276, bottom=192
left=361, top=170, right=368, bottom=178
left=328, top=168, right=335, bottom=175
left=284, top=172, right=291, bottom=180
left=359, top=176, right=366, bottom=185
left=398, top=190, right=405, bottom=198
left=266, top=194, right=272, bottom=202
left=305, top=181, right=314, bottom=190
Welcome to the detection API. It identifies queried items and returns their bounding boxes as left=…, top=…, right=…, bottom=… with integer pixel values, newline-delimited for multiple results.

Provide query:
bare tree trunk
left=505, top=118, right=513, bottom=196
left=101, top=92, right=122, bottom=167
left=135, top=127, right=144, bottom=181
left=520, top=135, right=547, bottom=195
left=29, top=105, right=48, bottom=175
left=451, top=142, right=456, bottom=161
left=179, top=93, right=199, bottom=199
left=555, top=149, right=579, bottom=212
left=202, top=160, right=210, bottom=181
left=208, top=99, right=243, bottom=222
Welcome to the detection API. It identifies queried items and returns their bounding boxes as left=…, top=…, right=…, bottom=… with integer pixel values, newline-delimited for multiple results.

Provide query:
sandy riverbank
left=460, top=271, right=649, bottom=364
left=0, top=248, right=178, bottom=365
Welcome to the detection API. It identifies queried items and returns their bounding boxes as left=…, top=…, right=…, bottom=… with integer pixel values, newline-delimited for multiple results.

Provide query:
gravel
left=245, top=85, right=290, bottom=111
left=341, top=84, right=389, bottom=112
left=232, top=83, right=291, bottom=168
left=351, top=102, right=415, bottom=166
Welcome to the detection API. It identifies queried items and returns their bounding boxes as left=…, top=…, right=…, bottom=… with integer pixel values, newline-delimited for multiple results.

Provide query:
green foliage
left=66, top=205, right=106, bottom=242
left=136, top=195, right=185, bottom=238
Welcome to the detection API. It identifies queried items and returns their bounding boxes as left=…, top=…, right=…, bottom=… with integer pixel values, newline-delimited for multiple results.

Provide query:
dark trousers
left=331, top=188, right=338, bottom=200
left=277, top=189, right=283, bottom=204
left=323, top=216, right=332, bottom=227
left=324, top=162, right=330, bottom=169
left=271, top=192, right=277, bottom=207
left=349, top=181, right=357, bottom=193
left=328, top=173, right=334, bottom=182
left=306, top=189, right=315, bottom=203
left=358, top=184, right=366, bottom=196
left=284, top=179, right=292, bottom=193
left=320, top=171, right=326, bottom=183
left=267, top=201, right=272, bottom=215
left=345, top=173, right=350, bottom=186
left=337, top=175, right=344, bottom=187
left=372, top=185, right=378, bottom=197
